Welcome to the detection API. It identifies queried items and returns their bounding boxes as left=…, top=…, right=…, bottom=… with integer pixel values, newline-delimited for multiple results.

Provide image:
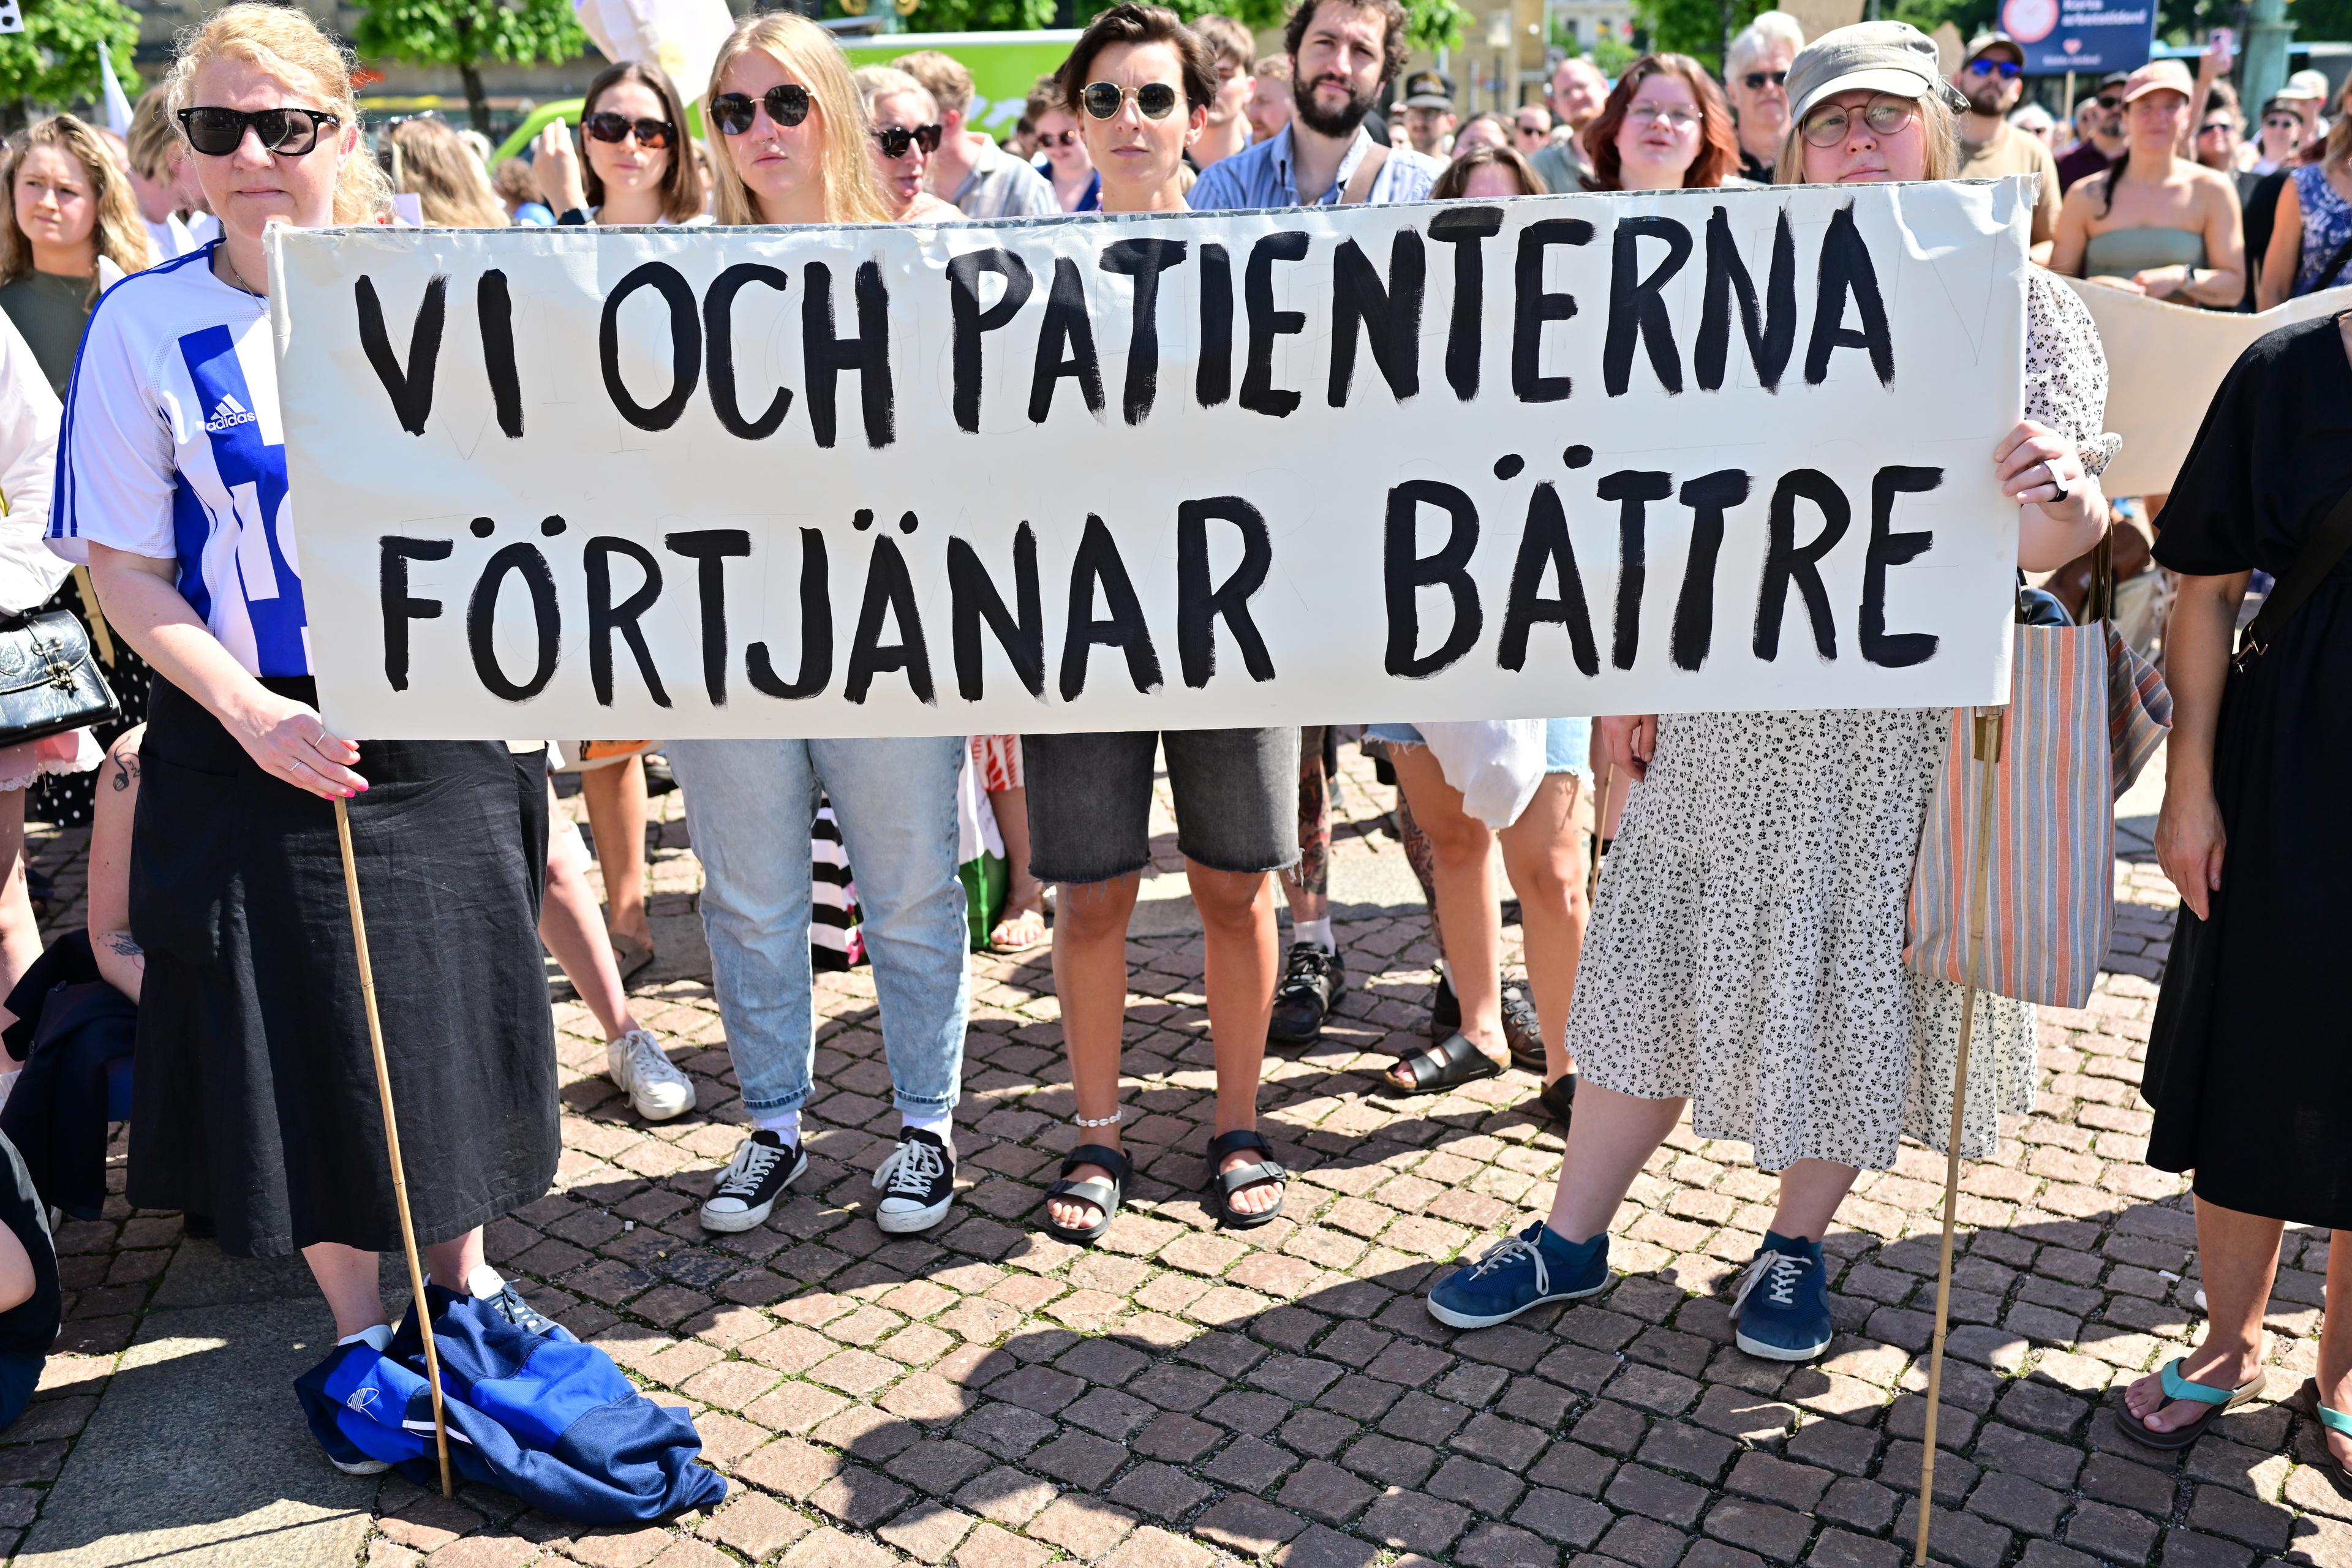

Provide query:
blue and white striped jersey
left=47, top=241, right=312, bottom=678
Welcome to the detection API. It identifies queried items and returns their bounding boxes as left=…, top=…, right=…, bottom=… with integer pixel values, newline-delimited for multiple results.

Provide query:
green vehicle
left=492, top=28, right=1083, bottom=164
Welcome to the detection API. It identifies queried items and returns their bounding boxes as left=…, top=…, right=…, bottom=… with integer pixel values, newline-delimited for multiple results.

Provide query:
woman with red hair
left=1581, top=53, right=1740, bottom=191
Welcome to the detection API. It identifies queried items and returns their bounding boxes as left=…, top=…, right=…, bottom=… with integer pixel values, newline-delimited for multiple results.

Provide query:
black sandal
left=1539, top=1073, right=1578, bottom=1125
left=1204, top=1129, right=1286, bottom=1230
left=1382, top=1032, right=1505, bottom=1096
left=1040, top=1145, right=1131, bottom=1246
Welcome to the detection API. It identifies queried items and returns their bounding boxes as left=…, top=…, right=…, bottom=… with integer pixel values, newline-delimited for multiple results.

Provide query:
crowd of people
left=0, top=0, right=2339, bottom=1504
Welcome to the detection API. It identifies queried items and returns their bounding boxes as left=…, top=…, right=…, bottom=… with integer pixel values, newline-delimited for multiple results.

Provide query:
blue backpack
left=295, top=1292, right=726, bottom=1523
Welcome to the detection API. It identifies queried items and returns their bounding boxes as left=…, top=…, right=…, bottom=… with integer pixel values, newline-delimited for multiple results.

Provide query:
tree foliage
left=0, top=0, right=138, bottom=119
left=354, top=0, right=588, bottom=134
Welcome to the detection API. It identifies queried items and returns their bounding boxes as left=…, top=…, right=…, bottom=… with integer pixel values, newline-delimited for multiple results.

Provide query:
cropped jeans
left=666, top=737, right=968, bottom=1118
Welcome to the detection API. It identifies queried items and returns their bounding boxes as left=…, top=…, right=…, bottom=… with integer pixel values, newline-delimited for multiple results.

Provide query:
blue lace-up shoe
left=1728, top=1231, right=1833, bottom=1361
left=1427, top=1221, right=1611, bottom=1329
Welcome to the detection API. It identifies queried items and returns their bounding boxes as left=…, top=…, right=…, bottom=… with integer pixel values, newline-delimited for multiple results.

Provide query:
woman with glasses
left=1030, top=1, right=1294, bottom=1246
left=2051, top=59, right=2245, bottom=310
left=1428, top=22, right=2117, bottom=1367
left=1577, top=54, right=1740, bottom=193
left=666, top=13, right=971, bottom=1246
left=2254, top=78, right=2352, bottom=308
left=52, top=2, right=564, bottom=1470
left=1028, top=81, right=1101, bottom=212
left=854, top=66, right=960, bottom=221
left=1724, top=10, right=1803, bottom=182
left=531, top=60, right=707, bottom=228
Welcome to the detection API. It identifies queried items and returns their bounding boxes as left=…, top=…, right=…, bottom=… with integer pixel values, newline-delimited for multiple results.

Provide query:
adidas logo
left=203, top=392, right=254, bottom=433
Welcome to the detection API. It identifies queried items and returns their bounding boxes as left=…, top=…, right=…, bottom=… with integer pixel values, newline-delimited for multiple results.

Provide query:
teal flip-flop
left=2291, top=1379, right=2352, bottom=1476
left=2116, top=1357, right=2267, bottom=1451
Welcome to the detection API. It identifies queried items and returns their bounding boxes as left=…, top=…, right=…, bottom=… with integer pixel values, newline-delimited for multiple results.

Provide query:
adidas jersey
left=47, top=240, right=311, bottom=677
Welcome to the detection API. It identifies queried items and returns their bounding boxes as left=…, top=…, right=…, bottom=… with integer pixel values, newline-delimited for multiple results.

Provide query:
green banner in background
left=840, top=29, right=1084, bottom=140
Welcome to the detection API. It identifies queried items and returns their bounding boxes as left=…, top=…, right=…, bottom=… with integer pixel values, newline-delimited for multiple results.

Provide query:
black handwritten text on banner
left=267, top=179, right=2031, bottom=739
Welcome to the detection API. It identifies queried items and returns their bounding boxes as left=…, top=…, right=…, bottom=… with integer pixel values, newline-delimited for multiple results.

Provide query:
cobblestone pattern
left=6, top=751, right=2346, bottom=1568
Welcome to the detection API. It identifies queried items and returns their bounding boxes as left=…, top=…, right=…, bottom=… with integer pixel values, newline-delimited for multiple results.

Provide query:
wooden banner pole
left=1915, top=707, right=2006, bottom=1565
left=333, top=797, right=454, bottom=1499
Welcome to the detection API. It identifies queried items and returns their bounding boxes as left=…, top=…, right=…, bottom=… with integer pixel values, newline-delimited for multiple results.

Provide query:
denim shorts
left=1021, top=728, right=1302, bottom=884
left=1367, top=718, right=1592, bottom=778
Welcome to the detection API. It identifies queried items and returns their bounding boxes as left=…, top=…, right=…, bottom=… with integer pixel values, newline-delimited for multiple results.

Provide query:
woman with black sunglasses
left=853, top=66, right=960, bottom=221
left=1028, top=83, right=1100, bottom=211
left=530, top=59, right=706, bottom=227
left=51, top=2, right=562, bottom=1472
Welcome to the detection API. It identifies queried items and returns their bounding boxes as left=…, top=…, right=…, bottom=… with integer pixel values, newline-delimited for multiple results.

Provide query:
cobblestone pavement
left=9, top=746, right=2346, bottom=1568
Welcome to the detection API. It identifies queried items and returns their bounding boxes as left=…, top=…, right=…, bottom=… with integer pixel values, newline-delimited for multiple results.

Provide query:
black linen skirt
left=128, top=677, right=557, bottom=1257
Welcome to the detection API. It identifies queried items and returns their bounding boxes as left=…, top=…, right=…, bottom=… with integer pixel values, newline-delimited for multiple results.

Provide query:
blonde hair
left=0, top=116, right=156, bottom=302
left=1775, top=91, right=1957, bottom=183
left=167, top=2, right=390, bottom=227
left=891, top=50, right=974, bottom=119
left=390, top=118, right=509, bottom=227
left=705, top=13, right=893, bottom=227
left=856, top=65, right=937, bottom=121
left=126, top=86, right=182, bottom=183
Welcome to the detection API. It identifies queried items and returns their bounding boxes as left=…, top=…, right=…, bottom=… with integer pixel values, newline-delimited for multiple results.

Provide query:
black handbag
left=0, top=608, right=116, bottom=748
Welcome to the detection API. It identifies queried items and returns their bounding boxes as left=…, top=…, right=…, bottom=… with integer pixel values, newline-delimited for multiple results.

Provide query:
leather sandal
left=1204, top=1129, right=1286, bottom=1230
left=2116, top=1357, right=2268, bottom=1450
left=1540, top=1073, right=1578, bottom=1125
left=1382, top=1032, right=1504, bottom=1096
left=1040, top=1145, right=1130, bottom=1246
left=2291, top=1379, right=2352, bottom=1477
left=1502, top=978, right=1546, bottom=1070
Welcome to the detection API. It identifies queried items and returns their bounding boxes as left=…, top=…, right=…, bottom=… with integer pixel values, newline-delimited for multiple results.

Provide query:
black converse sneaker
left=699, top=1130, right=807, bottom=1233
left=872, top=1128, right=956, bottom=1234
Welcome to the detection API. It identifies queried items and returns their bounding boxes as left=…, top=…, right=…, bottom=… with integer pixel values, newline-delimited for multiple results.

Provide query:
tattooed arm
left=88, top=725, right=144, bottom=1003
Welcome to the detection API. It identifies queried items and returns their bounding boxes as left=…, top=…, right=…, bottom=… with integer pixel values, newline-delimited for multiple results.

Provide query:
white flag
left=98, top=47, right=134, bottom=135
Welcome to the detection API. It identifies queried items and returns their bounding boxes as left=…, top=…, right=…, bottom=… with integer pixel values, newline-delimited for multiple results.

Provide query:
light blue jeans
left=665, top=737, right=969, bottom=1118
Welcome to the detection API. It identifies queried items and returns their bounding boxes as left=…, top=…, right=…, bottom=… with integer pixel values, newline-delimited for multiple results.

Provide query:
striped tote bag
left=1904, top=622, right=2114, bottom=1009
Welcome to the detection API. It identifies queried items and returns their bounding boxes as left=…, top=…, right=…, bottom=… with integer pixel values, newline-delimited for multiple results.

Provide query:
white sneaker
left=608, top=1028, right=695, bottom=1121
left=872, top=1128, right=957, bottom=1234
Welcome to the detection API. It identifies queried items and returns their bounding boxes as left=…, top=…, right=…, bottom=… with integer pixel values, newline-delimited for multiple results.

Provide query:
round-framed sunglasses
left=177, top=106, right=339, bottom=157
left=1038, top=129, right=1082, bottom=147
left=711, top=83, right=814, bottom=137
left=1082, top=81, right=1180, bottom=120
left=1966, top=57, right=2023, bottom=78
left=873, top=123, right=944, bottom=158
left=582, top=111, right=674, bottom=148
left=1800, top=93, right=1918, bottom=146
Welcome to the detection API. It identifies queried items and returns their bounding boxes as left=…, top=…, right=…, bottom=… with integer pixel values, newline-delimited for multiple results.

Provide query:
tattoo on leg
left=1288, top=726, right=1330, bottom=898
left=1394, top=791, right=1444, bottom=946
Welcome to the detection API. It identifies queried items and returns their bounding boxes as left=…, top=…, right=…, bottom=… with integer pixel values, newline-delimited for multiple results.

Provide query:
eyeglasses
left=1742, top=69, right=1789, bottom=90
left=2197, top=119, right=2234, bottom=135
left=1800, top=93, right=1918, bottom=146
left=176, top=106, right=339, bottom=157
left=1082, top=81, right=1180, bottom=120
left=1514, top=119, right=1548, bottom=134
left=582, top=111, right=674, bottom=148
left=2094, top=94, right=2124, bottom=110
left=1039, top=129, right=1081, bottom=147
left=872, top=122, right=943, bottom=158
left=2264, top=113, right=2302, bottom=130
left=1626, top=104, right=1701, bottom=130
left=1966, top=58, right=2022, bottom=78
left=710, top=83, right=813, bottom=137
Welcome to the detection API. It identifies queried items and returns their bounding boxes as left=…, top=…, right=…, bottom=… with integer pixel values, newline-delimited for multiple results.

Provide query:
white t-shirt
left=47, top=240, right=312, bottom=678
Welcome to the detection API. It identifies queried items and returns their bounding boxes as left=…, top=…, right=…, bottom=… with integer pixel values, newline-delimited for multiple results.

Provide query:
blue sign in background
left=1999, top=0, right=2156, bottom=74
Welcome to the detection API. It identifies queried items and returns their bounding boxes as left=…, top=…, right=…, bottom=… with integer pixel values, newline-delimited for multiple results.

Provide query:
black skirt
left=128, top=677, right=557, bottom=1257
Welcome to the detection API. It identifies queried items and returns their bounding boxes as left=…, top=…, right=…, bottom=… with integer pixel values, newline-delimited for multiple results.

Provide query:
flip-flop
left=1382, top=1032, right=1505, bottom=1097
left=989, top=907, right=1047, bottom=954
left=610, top=931, right=655, bottom=984
left=2290, top=1379, right=2352, bottom=1476
left=1204, top=1129, right=1286, bottom=1230
left=1039, top=1145, right=1131, bottom=1246
left=2116, top=1357, right=2268, bottom=1450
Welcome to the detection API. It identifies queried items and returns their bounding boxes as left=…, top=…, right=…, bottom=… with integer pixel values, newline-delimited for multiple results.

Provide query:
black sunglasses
left=1082, top=81, right=1180, bottom=120
left=1966, top=58, right=2022, bottom=78
left=873, top=123, right=944, bottom=157
left=1742, top=69, right=1789, bottom=90
left=582, top=111, right=674, bottom=148
left=1039, top=129, right=1080, bottom=147
left=2264, top=113, right=2302, bottom=129
left=2094, top=94, right=2124, bottom=109
left=177, top=106, right=339, bottom=157
left=710, top=83, right=814, bottom=137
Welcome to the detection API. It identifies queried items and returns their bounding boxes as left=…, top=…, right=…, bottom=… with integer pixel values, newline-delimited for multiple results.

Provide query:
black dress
left=2143, top=314, right=2352, bottom=1231
left=130, top=677, right=559, bottom=1258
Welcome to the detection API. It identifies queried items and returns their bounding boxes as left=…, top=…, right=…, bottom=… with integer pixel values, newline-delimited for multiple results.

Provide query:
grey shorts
left=1022, top=728, right=1302, bottom=884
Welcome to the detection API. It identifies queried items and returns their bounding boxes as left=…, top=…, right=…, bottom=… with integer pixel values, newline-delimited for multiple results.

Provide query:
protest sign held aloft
left=267, top=178, right=2032, bottom=740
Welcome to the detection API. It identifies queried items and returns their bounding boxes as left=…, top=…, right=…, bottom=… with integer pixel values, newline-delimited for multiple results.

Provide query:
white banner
left=2062, top=277, right=2352, bottom=500
left=268, top=179, right=2032, bottom=740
